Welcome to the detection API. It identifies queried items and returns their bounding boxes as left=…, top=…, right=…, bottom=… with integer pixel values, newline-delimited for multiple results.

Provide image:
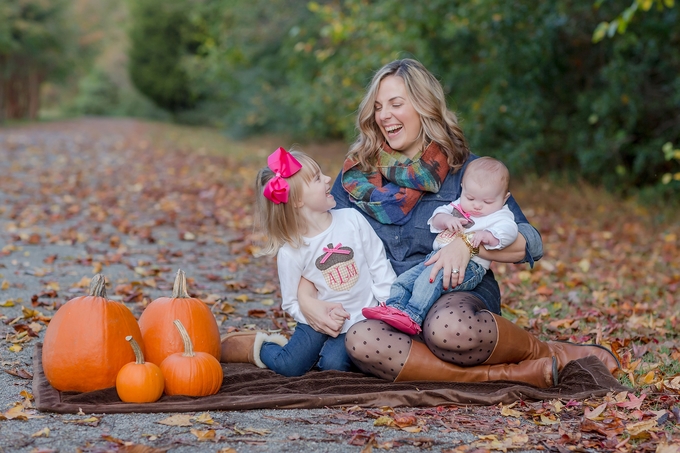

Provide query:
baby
left=363, top=157, right=518, bottom=335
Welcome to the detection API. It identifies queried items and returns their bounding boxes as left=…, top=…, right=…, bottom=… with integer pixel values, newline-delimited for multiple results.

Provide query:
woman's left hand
left=424, top=238, right=471, bottom=290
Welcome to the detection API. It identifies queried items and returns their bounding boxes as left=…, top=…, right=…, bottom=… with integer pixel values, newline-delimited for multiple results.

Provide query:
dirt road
left=0, top=119, right=520, bottom=453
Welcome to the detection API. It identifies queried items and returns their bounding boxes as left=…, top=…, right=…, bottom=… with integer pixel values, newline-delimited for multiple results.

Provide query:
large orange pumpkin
left=160, top=320, right=223, bottom=397
left=42, top=274, right=145, bottom=392
left=138, top=269, right=221, bottom=365
left=116, top=336, right=164, bottom=403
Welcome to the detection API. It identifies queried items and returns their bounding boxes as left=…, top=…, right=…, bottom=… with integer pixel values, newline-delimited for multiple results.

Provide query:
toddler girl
left=221, top=147, right=396, bottom=376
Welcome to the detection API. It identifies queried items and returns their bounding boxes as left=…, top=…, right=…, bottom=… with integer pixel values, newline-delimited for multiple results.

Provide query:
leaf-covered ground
left=0, top=119, right=678, bottom=452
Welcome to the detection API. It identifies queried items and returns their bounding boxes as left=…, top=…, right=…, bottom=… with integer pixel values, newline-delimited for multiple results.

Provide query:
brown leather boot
left=483, top=312, right=620, bottom=373
left=395, top=341, right=557, bottom=388
left=220, top=331, right=288, bottom=368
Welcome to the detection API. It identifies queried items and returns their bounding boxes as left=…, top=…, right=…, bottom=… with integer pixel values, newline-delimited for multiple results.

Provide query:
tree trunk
left=0, top=55, right=6, bottom=124
left=3, top=56, right=43, bottom=120
left=28, top=70, right=42, bottom=120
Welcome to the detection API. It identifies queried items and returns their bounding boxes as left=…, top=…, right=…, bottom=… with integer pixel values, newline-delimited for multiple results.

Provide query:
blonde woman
left=297, top=59, right=619, bottom=387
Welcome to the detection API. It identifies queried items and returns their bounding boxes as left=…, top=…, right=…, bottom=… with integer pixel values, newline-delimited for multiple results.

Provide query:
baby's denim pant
left=259, top=323, right=353, bottom=377
left=386, top=250, right=486, bottom=325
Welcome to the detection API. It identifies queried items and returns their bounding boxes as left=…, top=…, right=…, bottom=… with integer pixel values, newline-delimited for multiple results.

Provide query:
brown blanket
left=32, top=343, right=628, bottom=414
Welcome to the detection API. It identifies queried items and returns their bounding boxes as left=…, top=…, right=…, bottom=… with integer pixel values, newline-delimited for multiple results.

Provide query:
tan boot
left=395, top=341, right=557, bottom=388
left=220, top=331, right=288, bottom=368
left=483, top=312, right=620, bottom=373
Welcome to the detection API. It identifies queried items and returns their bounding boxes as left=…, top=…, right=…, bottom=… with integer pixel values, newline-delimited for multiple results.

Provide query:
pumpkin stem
left=172, top=269, right=190, bottom=298
left=89, top=274, right=107, bottom=298
left=173, top=319, right=194, bottom=357
left=126, top=335, right=145, bottom=365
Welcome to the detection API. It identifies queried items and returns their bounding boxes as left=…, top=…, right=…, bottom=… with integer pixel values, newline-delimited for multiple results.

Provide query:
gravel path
left=0, top=119, right=545, bottom=453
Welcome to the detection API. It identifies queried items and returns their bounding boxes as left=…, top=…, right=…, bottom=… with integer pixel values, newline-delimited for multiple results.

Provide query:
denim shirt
left=330, top=154, right=543, bottom=315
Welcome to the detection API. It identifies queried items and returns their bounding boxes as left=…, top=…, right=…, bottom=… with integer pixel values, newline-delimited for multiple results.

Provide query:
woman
left=297, top=59, right=618, bottom=387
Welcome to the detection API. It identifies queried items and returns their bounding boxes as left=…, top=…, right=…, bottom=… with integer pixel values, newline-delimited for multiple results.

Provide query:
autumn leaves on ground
left=1, top=119, right=679, bottom=452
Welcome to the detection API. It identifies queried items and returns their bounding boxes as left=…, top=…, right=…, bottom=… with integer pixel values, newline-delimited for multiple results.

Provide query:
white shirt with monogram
left=278, top=209, right=396, bottom=333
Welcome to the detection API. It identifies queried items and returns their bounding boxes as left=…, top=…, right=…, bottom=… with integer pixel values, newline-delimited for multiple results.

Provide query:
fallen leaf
left=193, top=412, right=214, bottom=424
left=661, top=375, right=680, bottom=393
left=119, top=445, right=169, bottom=453
left=254, top=284, right=277, bottom=294
left=3, top=403, right=43, bottom=420
left=190, top=428, right=216, bottom=441
left=31, top=427, right=50, bottom=438
left=233, top=427, right=270, bottom=436
left=656, top=441, right=680, bottom=453
left=536, top=414, right=560, bottom=425
left=72, top=276, right=91, bottom=288
left=640, top=370, right=656, bottom=384
left=616, top=393, right=646, bottom=410
left=157, top=414, right=193, bottom=426
left=374, top=416, right=395, bottom=427
left=4, top=368, right=33, bottom=379
left=63, top=416, right=100, bottom=426
left=625, top=418, right=658, bottom=436
left=393, top=413, right=417, bottom=427
left=500, top=403, right=522, bottom=417
left=584, top=402, right=607, bottom=420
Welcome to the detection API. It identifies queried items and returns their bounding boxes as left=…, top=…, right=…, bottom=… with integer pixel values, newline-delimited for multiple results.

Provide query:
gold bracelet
left=459, top=232, right=480, bottom=257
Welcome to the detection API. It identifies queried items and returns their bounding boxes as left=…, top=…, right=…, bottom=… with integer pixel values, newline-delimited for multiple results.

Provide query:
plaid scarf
left=341, top=142, right=450, bottom=225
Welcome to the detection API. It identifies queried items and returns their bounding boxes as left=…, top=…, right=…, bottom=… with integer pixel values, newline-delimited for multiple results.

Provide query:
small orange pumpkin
left=160, top=320, right=223, bottom=397
left=116, top=336, right=164, bottom=403
left=42, top=274, right=145, bottom=392
left=138, top=269, right=221, bottom=365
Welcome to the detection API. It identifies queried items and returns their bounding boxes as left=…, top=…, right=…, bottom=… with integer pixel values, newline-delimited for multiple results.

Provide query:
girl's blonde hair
left=255, top=151, right=321, bottom=256
left=348, top=58, right=470, bottom=173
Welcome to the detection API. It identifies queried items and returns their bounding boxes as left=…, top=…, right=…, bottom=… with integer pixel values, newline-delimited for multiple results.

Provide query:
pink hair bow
left=263, top=147, right=302, bottom=204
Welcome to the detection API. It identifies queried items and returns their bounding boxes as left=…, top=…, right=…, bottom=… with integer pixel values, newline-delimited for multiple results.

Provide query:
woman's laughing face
left=374, top=75, right=424, bottom=159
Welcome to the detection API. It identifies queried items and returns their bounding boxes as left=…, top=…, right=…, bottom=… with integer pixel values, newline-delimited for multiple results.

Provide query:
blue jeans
left=386, top=251, right=486, bottom=325
left=259, top=323, right=354, bottom=377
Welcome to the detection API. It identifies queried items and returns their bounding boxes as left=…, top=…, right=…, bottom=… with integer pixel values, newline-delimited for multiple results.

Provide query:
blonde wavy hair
left=348, top=59, right=470, bottom=173
left=254, top=151, right=321, bottom=256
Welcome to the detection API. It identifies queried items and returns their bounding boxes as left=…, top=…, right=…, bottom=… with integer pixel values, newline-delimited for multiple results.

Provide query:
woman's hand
left=297, top=277, right=348, bottom=337
left=424, top=238, right=471, bottom=289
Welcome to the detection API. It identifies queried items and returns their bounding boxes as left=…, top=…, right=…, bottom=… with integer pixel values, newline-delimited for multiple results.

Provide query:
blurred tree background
left=1, top=0, right=678, bottom=197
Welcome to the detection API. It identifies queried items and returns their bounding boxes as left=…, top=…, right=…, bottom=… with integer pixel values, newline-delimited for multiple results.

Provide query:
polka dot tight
left=423, top=292, right=497, bottom=366
left=345, top=319, right=412, bottom=381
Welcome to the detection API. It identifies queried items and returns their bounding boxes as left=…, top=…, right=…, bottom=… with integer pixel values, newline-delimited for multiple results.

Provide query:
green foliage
left=73, top=68, right=118, bottom=115
left=0, top=0, right=81, bottom=121
left=661, top=142, right=680, bottom=185
left=0, top=0, right=78, bottom=79
left=70, top=67, right=168, bottom=120
left=180, top=0, right=325, bottom=136
left=593, top=0, right=675, bottom=42
left=127, top=0, right=196, bottom=114
left=122, top=0, right=679, bottom=195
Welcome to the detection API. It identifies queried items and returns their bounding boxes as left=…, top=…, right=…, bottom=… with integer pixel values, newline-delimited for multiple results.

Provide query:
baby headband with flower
left=263, top=147, right=302, bottom=204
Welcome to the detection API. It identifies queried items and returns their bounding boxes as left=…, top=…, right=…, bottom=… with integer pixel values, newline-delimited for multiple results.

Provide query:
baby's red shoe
left=362, top=302, right=422, bottom=335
